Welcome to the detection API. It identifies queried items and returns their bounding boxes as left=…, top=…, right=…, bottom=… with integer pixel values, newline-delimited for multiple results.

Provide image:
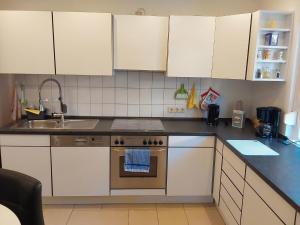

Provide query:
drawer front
left=0, top=135, right=50, bottom=146
left=216, top=138, right=224, bottom=154
left=220, top=185, right=241, bottom=224
left=222, top=159, right=245, bottom=193
left=169, top=136, right=215, bottom=148
left=219, top=198, right=239, bottom=225
left=223, top=145, right=245, bottom=177
left=246, top=168, right=296, bottom=225
left=221, top=171, right=243, bottom=209
left=213, top=151, right=222, bottom=204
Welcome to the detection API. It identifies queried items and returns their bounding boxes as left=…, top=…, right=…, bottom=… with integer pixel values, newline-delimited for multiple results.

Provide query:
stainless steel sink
left=12, top=119, right=99, bottom=130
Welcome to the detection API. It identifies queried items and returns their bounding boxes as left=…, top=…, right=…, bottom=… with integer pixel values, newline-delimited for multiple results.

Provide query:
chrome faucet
left=38, top=78, right=67, bottom=123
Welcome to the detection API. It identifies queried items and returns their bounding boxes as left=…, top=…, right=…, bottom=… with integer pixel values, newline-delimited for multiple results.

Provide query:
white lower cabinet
left=1, top=146, right=52, bottom=196
left=219, top=197, right=239, bottom=225
left=51, top=147, right=110, bottom=196
left=241, top=183, right=284, bottom=225
left=167, top=147, right=214, bottom=196
left=213, top=151, right=222, bottom=204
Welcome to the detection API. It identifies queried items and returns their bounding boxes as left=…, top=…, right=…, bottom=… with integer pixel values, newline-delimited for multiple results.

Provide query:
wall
left=0, top=0, right=260, bottom=16
left=15, top=73, right=253, bottom=118
left=0, top=75, right=14, bottom=126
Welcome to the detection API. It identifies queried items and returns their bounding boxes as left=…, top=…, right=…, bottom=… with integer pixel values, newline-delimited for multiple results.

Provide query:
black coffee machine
left=207, top=104, right=220, bottom=126
left=256, top=107, right=281, bottom=138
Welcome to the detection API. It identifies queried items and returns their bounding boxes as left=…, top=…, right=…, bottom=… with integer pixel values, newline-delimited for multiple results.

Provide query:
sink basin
left=227, top=140, right=279, bottom=156
left=12, top=119, right=99, bottom=130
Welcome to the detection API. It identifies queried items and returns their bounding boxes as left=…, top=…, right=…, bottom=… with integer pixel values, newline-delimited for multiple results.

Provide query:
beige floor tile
left=43, top=205, right=73, bottom=225
left=102, top=204, right=129, bottom=210
left=129, top=208, right=158, bottom=225
left=99, top=207, right=129, bottom=225
left=127, top=204, right=156, bottom=210
left=184, top=204, right=225, bottom=225
left=157, top=204, right=188, bottom=225
left=67, top=210, right=102, bottom=225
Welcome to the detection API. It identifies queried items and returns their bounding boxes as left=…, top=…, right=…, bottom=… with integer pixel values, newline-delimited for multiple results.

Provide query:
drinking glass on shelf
left=262, top=67, right=271, bottom=79
left=257, top=50, right=263, bottom=60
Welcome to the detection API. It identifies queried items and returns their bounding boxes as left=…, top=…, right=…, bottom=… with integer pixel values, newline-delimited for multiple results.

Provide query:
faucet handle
left=61, top=103, right=67, bottom=114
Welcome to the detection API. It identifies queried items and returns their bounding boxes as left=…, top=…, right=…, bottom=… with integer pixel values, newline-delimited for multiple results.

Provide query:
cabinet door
left=167, top=147, right=214, bottom=196
left=296, top=213, right=300, bottom=225
left=167, top=16, right=215, bottom=77
left=213, top=151, right=222, bottom=205
left=52, top=147, right=110, bottom=196
left=114, top=15, right=169, bottom=71
left=1, top=147, right=52, bottom=196
left=241, top=183, right=285, bottom=225
left=0, top=11, right=55, bottom=74
left=53, top=12, right=112, bottom=76
left=212, top=13, right=251, bottom=79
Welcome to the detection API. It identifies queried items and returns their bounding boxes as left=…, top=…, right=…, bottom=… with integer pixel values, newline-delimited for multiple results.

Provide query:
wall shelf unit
left=247, top=10, right=294, bottom=82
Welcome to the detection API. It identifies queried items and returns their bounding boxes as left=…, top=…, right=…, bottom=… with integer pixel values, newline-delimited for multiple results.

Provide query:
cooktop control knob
left=120, top=140, right=124, bottom=145
left=148, top=140, right=152, bottom=145
left=154, top=140, right=158, bottom=145
left=143, top=140, right=147, bottom=145
left=114, top=140, right=119, bottom=145
left=159, top=140, right=163, bottom=145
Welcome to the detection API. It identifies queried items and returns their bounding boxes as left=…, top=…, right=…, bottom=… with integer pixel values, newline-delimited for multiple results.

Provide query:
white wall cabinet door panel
left=0, top=11, right=55, bottom=74
left=242, top=183, right=285, bottom=225
left=1, top=147, right=52, bottom=196
left=212, top=13, right=251, bottom=80
left=167, top=16, right=215, bottom=77
left=213, top=151, right=222, bottom=205
left=52, top=147, right=110, bottom=196
left=167, top=147, right=214, bottom=196
left=53, top=12, right=112, bottom=76
left=114, top=15, right=169, bottom=71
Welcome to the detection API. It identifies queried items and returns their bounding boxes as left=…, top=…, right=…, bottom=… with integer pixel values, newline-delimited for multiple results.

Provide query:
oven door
left=110, top=147, right=167, bottom=189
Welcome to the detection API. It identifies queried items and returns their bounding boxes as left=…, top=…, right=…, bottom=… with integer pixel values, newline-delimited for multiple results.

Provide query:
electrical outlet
left=176, top=107, right=185, bottom=113
left=168, top=107, right=176, bottom=113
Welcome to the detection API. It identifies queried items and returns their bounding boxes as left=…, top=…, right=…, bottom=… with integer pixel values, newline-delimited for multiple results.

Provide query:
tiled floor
left=43, top=203, right=225, bottom=225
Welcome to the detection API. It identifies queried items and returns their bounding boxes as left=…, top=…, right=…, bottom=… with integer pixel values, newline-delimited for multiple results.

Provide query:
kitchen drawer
left=219, top=198, right=239, bottom=225
left=221, top=171, right=243, bottom=209
left=213, top=151, right=222, bottom=204
left=216, top=138, right=224, bottom=154
left=222, top=159, right=245, bottom=193
left=0, top=135, right=50, bottom=146
left=223, top=145, right=245, bottom=177
left=220, top=185, right=241, bottom=224
left=168, top=136, right=214, bottom=148
left=246, top=167, right=296, bottom=225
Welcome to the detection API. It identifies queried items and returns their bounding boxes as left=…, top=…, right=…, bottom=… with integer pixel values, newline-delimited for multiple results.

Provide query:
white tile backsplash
left=128, top=71, right=139, bottom=88
left=115, top=88, right=128, bottom=104
left=128, top=89, right=140, bottom=105
left=77, top=87, right=91, bottom=104
left=140, top=89, right=152, bottom=104
left=18, top=72, right=252, bottom=118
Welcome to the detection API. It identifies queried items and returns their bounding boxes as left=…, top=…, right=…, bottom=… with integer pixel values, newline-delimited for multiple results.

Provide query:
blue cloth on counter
left=124, top=148, right=150, bottom=173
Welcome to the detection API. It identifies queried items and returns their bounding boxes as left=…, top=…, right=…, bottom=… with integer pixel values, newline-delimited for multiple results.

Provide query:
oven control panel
left=111, top=136, right=167, bottom=147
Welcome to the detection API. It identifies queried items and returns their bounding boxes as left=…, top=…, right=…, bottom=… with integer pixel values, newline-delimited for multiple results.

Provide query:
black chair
left=0, top=168, right=45, bottom=225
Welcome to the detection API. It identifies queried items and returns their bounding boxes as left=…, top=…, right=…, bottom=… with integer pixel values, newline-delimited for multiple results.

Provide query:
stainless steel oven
left=110, top=136, right=167, bottom=189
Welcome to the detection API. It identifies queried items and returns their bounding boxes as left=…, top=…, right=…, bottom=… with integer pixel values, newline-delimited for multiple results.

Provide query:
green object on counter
left=175, top=84, right=189, bottom=100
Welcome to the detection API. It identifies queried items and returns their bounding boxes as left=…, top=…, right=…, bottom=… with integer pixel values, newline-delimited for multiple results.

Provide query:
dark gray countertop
left=0, top=118, right=300, bottom=211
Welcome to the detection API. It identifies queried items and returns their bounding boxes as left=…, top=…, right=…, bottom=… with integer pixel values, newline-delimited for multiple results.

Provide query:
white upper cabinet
left=114, top=15, right=169, bottom=71
left=167, top=16, right=215, bottom=77
left=212, top=13, right=251, bottom=80
left=0, top=10, right=55, bottom=74
left=53, top=12, right=113, bottom=76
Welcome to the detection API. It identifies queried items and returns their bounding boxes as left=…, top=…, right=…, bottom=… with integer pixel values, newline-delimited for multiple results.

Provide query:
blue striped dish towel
left=124, top=148, right=150, bottom=173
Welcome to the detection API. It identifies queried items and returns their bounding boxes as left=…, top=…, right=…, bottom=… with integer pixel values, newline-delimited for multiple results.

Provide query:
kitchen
left=0, top=0, right=300, bottom=225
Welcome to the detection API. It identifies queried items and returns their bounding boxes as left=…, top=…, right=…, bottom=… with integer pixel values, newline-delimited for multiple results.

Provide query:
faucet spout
left=38, top=78, right=67, bottom=114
